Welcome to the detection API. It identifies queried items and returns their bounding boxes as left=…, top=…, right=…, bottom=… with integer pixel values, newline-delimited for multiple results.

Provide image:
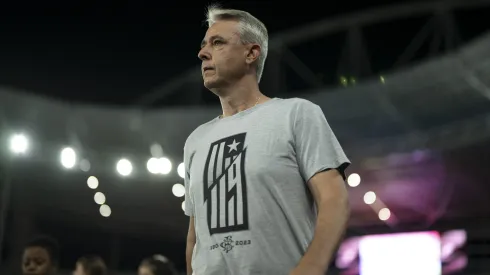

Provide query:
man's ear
left=245, top=44, right=261, bottom=65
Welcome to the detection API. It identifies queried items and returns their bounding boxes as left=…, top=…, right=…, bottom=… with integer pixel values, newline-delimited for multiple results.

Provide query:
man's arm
left=289, top=100, right=350, bottom=274
left=186, top=216, right=196, bottom=275
left=291, top=169, right=349, bottom=274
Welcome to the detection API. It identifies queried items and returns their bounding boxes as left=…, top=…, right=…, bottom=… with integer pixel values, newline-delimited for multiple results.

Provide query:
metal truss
left=137, top=0, right=490, bottom=107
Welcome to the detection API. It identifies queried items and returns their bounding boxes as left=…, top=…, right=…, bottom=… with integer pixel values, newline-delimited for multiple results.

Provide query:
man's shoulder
left=278, top=97, right=319, bottom=113
left=277, top=98, right=325, bottom=124
left=184, top=118, right=218, bottom=150
left=278, top=97, right=317, bottom=106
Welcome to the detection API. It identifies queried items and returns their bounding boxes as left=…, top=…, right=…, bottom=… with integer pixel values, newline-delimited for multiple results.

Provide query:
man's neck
left=217, top=79, right=266, bottom=118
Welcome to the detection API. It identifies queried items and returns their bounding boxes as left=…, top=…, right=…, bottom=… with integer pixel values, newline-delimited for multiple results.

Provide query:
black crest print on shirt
left=203, top=133, right=249, bottom=235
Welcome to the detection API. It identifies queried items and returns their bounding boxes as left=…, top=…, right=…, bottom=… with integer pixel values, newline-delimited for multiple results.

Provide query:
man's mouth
left=203, top=66, right=214, bottom=72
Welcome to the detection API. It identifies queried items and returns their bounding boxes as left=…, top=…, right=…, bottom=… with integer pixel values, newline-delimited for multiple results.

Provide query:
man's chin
left=203, top=79, right=220, bottom=90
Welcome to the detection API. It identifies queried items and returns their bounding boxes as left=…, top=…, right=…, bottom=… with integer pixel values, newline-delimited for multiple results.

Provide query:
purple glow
left=336, top=237, right=360, bottom=268
left=336, top=230, right=467, bottom=273
left=359, top=231, right=441, bottom=275
left=441, top=230, right=467, bottom=261
left=442, top=253, right=468, bottom=273
left=412, top=149, right=429, bottom=162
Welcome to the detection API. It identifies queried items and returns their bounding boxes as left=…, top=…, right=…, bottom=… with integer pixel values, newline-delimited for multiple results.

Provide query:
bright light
left=378, top=208, right=391, bottom=221
left=146, top=157, right=172, bottom=175
left=87, top=176, right=99, bottom=189
left=172, top=183, right=185, bottom=197
left=60, top=147, right=77, bottom=169
left=181, top=201, right=185, bottom=212
left=347, top=173, right=361, bottom=187
left=116, top=159, right=132, bottom=176
left=9, top=134, right=29, bottom=154
left=363, top=191, right=376, bottom=205
left=147, top=158, right=160, bottom=174
left=177, top=162, right=185, bottom=178
left=159, top=157, right=172, bottom=174
left=359, top=232, right=441, bottom=275
left=94, top=192, right=106, bottom=205
left=99, top=204, right=111, bottom=217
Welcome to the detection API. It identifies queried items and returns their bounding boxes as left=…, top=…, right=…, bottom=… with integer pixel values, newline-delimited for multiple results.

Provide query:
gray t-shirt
left=184, top=98, right=350, bottom=275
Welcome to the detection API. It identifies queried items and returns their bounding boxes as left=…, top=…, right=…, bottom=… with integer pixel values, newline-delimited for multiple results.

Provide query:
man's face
left=198, top=20, right=250, bottom=90
left=22, top=247, right=54, bottom=275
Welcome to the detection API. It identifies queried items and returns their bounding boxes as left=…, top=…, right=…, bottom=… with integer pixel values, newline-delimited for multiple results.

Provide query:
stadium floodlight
left=116, top=158, right=132, bottom=176
left=172, top=183, right=185, bottom=197
left=159, top=157, right=172, bottom=174
left=364, top=191, right=376, bottom=205
left=99, top=204, right=111, bottom=217
left=87, top=176, right=99, bottom=189
left=147, top=157, right=172, bottom=175
left=9, top=134, right=29, bottom=154
left=177, top=162, right=185, bottom=178
left=347, top=173, right=361, bottom=187
left=60, top=147, right=77, bottom=169
left=378, top=208, right=391, bottom=221
left=94, top=192, right=106, bottom=205
left=147, top=158, right=160, bottom=174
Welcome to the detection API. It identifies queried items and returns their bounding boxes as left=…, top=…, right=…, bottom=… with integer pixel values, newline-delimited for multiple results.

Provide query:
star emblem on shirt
left=228, top=139, right=240, bottom=152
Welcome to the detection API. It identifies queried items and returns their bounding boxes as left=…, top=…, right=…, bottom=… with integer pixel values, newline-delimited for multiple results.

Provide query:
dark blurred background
left=0, top=0, right=490, bottom=274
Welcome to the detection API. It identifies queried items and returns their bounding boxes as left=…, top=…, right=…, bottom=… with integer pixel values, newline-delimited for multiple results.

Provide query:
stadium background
left=0, top=0, right=490, bottom=274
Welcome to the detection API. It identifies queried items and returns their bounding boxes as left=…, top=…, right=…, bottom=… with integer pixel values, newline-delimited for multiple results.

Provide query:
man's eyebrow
left=201, top=35, right=224, bottom=48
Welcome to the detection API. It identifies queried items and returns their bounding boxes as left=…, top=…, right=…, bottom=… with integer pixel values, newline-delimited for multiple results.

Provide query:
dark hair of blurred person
left=22, top=235, right=60, bottom=275
left=73, top=255, right=107, bottom=275
left=138, top=255, right=178, bottom=275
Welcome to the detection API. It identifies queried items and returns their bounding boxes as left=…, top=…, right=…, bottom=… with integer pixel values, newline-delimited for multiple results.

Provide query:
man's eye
left=213, top=40, right=223, bottom=45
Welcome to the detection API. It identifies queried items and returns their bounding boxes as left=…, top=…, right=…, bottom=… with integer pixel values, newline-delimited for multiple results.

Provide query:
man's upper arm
left=307, top=169, right=348, bottom=207
left=292, top=100, right=350, bottom=182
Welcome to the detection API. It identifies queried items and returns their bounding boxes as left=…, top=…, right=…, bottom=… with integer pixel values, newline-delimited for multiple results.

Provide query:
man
left=22, top=236, right=59, bottom=275
left=184, top=5, right=350, bottom=275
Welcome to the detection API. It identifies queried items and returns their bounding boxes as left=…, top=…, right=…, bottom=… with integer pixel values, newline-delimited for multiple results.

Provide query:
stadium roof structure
left=1, top=0, right=490, bottom=241
left=137, top=0, right=490, bottom=107
left=1, top=31, right=489, bottom=171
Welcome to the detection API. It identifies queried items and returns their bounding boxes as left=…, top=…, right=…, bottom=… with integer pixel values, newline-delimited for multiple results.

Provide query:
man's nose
left=198, top=47, right=211, bottom=61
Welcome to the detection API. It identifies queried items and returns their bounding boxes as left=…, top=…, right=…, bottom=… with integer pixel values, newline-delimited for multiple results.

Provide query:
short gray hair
left=206, top=5, right=269, bottom=82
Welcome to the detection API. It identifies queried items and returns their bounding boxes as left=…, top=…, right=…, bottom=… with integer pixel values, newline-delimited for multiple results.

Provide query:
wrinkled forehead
left=203, top=20, right=241, bottom=41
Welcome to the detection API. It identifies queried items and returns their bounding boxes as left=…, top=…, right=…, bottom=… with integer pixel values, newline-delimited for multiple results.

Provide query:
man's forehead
left=204, top=20, right=239, bottom=39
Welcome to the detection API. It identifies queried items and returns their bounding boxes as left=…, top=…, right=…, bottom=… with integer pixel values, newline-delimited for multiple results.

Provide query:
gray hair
left=206, top=5, right=269, bottom=82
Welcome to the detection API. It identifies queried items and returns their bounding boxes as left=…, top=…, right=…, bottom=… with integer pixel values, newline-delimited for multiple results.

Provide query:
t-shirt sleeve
left=183, top=144, right=195, bottom=217
left=293, top=100, right=350, bottom=182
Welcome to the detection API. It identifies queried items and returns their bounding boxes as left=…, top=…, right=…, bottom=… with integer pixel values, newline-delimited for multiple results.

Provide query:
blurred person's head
left=138, top=255, right=178, bottom=275
left=22, top=236, right=60, bottom=275
left=73, top=256, right=107, bottom=275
